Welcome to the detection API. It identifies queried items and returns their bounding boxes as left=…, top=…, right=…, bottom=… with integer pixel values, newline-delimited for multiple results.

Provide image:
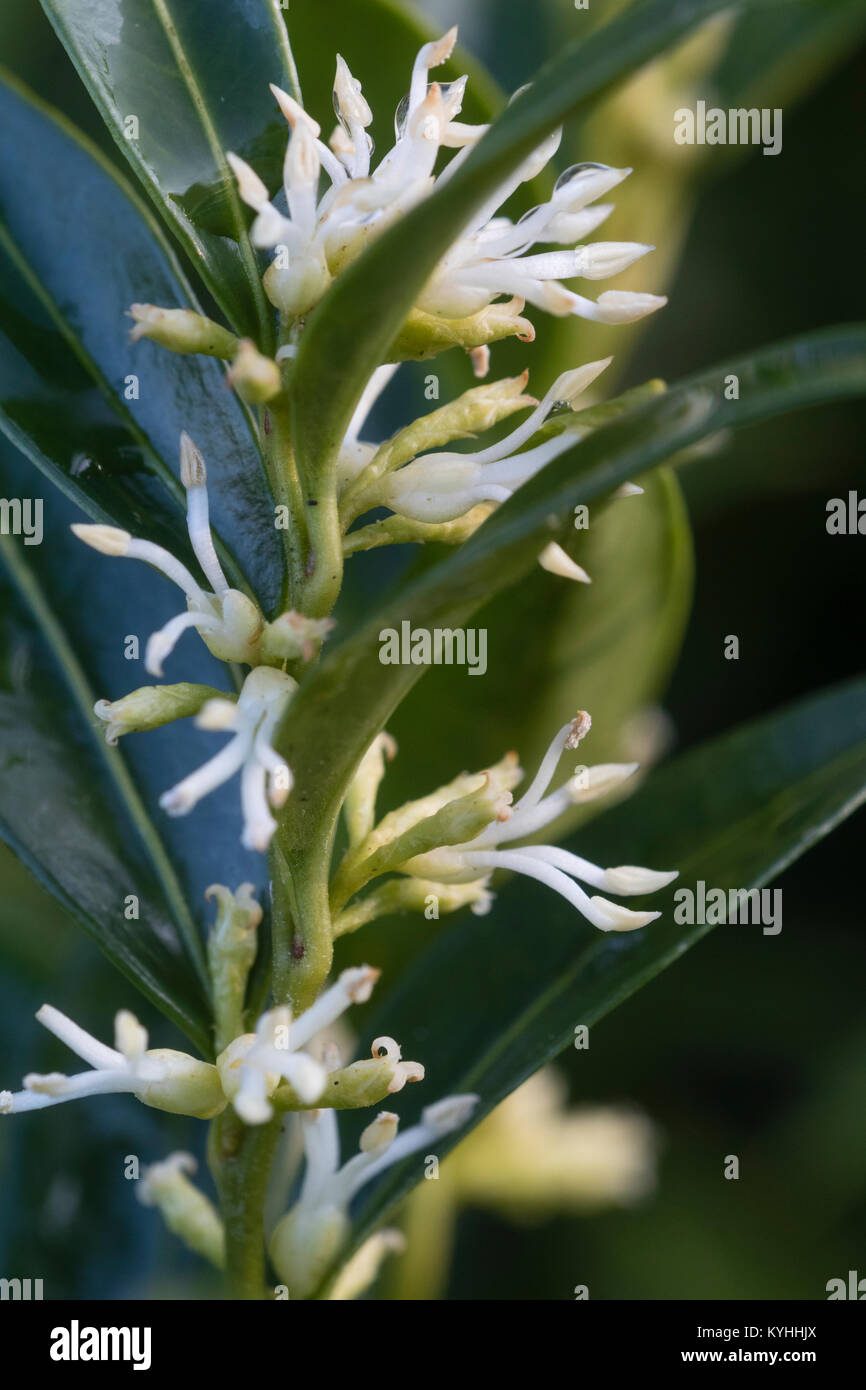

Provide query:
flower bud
left=138, top=1152, right=225, bottom=1268
left=269, top=1203, right=348, bottom=1300
left=390, top=298, right=535, bottom=361
left=128, top=304, right=238, bottom=358
left=206, top=883, right=262, bottom=1053
left=260, top=611, right=335, bottom=665
left=274, top=1037, right=424, bottom=1110
left=137, top=1051, right=226, bottom=1118
left=226, top=339, right=282, bottom=403
left=94, top=683, right=228, bottom=745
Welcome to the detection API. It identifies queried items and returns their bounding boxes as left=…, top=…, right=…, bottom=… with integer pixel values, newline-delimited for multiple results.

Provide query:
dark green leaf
left=40, top=0, right=298, bottom=340
left=385, top=467, right=693, bottom=811
left=0, top=70, right=281, bottom=609
left=712, top=0, right=866, bottom=108
left=0, top=525, right=212, bottom=1052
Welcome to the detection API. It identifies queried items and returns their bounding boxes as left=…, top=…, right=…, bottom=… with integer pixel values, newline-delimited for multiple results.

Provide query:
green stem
left=208, top=1109, right=282, bottom=1300
left=296, top=492, right=344, bottom=618
left=271, top=838, right=334, bottom=1013
left=261, top=391, right=307, bottom=612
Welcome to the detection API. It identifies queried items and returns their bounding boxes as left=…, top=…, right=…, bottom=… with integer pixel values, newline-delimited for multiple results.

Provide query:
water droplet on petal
left=332, top=89, right=348, bottom=134
left=394, top=92, right=410, bottom=139
left=395, top=82, right=462, bottom=138
left=554, top=162, right=611, bottom=195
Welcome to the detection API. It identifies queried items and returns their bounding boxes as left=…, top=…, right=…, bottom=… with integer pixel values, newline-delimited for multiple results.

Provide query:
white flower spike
left=228, top=28, right=664, bottom=337
left=269, top=1091, right=479, bottom=1297
left=159, top=666, right=297, bottom=852
left=401, top=714, right=678, bottom=932
left=0, top=1005, right=224, bottom=1119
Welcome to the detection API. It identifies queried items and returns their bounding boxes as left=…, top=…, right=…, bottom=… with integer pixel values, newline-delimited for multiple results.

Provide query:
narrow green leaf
left=0, top=70, right=281, bottom=608
left=385, top=467, right=693, bottom=812
left=40, top=0, right=299, bottom=340
left=0, top=530, right=212, bottom=1052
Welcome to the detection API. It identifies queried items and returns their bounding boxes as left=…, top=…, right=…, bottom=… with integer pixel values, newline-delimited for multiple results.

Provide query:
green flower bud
left=206, top=884, right=262, bottom=1054
left=332, top=874, right=493, bottom=936
left=389, top=297, right=535, bottom=362
left=273, top=1036, right=424, bottom=1110
left=94, top=683, right=230, bottom=744
left=343, top=505, right=493, bottom=555
left=128, top=304, right=238, bottom=358
left=138, top=1050, right=226, bottom=1119
left=269, top=1204, right=348, bottom=1301
left=226, top=339, right=282, bottom=403
left=332, top=758, right=519, bottom=909
left=342, top=732, right=397, bottom=849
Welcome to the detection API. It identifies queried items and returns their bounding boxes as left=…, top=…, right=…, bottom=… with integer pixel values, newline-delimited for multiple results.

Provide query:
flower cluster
left=0, top=958, right=425, bottom=1127
left=332, top=712, right=677, bottom=936
left=107, top=25, right=668, bottom=863
left=268, top=1095, right=479, bottom=1297
left=1, top=901, right=478, bottom=1298
left=75, top=433, right=330, bottom=852
left=228, top=27, right=664, bottom=336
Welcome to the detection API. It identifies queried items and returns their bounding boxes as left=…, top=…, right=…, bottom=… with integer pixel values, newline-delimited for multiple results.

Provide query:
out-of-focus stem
left=208, top=1108, right=282, bottom=1300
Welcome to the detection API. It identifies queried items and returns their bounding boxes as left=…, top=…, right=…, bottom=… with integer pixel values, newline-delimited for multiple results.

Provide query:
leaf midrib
left=149, top=0, right=272, bottom=347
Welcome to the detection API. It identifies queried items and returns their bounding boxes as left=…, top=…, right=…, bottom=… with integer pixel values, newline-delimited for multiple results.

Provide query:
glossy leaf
left=340, top=673, right=866, bottom=1261
left=0, top=71, right=281, bottom=610
left=384, top=467, right=693, bottom=809
left=40, top=0, right=298, bottom=340
left=0, top=424, right=276, bottom=1005
left=0, top=520, right=212, bottom=1052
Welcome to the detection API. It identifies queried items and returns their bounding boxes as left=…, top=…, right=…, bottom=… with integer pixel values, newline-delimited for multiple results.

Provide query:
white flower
left=380, top=360, right=611, bottom=523
left=159, top=666, right=296, bottom=852
left=402, top=713, right=678, bottom=932
left=229, top=27, right=665, bottom=330
left=217, top=966, right=380, bottom=1124
left=421, top=154, right=664, bottom=326
left=0, top=1005, right=224, bottom=1119
left=269, top=1092, right=479, bottom=1297
left=72, top=433, right=264, bottom=675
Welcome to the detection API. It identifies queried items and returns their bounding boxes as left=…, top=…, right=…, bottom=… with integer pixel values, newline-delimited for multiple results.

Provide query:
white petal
left=539, top=542, right=591, bottom=583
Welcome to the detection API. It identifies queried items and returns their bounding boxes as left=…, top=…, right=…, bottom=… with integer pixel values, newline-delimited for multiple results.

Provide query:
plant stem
left=260, top=391, right=307, bottom=611
left=271, top=838, right=334, bottom=1013
left=296, top=492, right=344, bottom=618
left=208, top=1109, right=282, bottom=1300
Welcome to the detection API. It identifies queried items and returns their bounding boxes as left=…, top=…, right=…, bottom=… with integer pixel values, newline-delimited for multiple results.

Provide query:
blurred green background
left=1, top=0, right=864, bottom=1298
